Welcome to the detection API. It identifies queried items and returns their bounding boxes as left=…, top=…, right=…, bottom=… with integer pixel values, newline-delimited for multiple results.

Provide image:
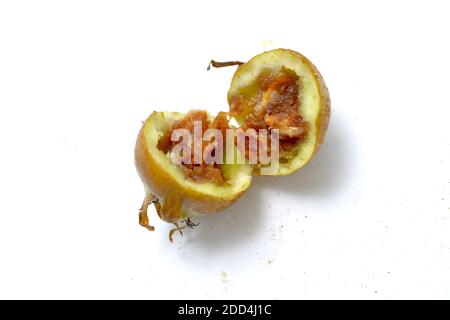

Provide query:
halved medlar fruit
left=226, top=49, right=330, bottom=175
left=136, top=49, right=330, bottom=241
left=135, top=110, right=252, bottom=241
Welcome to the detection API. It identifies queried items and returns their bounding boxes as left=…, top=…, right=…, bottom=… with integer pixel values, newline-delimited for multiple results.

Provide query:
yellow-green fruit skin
left=135, top=112, right=252, bottom=223
left=227, top=49, right=330, bottom=176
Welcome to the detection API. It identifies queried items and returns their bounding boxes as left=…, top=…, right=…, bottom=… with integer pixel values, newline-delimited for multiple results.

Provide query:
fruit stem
left=139, top=193, right=157, bottom=231
left=207, top=59, right=243, bottom=71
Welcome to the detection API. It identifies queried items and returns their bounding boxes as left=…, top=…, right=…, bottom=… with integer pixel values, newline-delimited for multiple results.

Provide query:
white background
left=0, top=0, right=449, bottom=299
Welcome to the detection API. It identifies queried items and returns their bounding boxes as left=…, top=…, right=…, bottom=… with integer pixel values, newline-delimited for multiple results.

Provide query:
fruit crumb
left=220, top=271, right=228, bottom=285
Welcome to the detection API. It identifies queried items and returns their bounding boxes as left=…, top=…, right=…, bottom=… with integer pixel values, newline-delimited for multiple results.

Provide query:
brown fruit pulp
left=157, top=111, right=229, bottom=184
left=230, top=68, right=309, bottom=159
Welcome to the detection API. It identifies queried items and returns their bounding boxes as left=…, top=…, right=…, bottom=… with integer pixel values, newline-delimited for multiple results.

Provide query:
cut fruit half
left=135, top=111, right=252, bottom=238
left=227, top=49, right=330, bottom=175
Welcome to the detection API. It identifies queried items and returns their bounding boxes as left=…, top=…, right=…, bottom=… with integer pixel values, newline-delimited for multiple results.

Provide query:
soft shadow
left=257, top=111, right=352, bottom=198
left=164, top=112, right=351, bottom=252
left=170, top=181, right=266, bottom=254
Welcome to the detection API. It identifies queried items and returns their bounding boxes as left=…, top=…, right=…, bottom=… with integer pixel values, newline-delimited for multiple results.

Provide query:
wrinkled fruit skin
left=228, top=48, right=331, bottom=175
left=135, top=112, right=251, bottom=223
